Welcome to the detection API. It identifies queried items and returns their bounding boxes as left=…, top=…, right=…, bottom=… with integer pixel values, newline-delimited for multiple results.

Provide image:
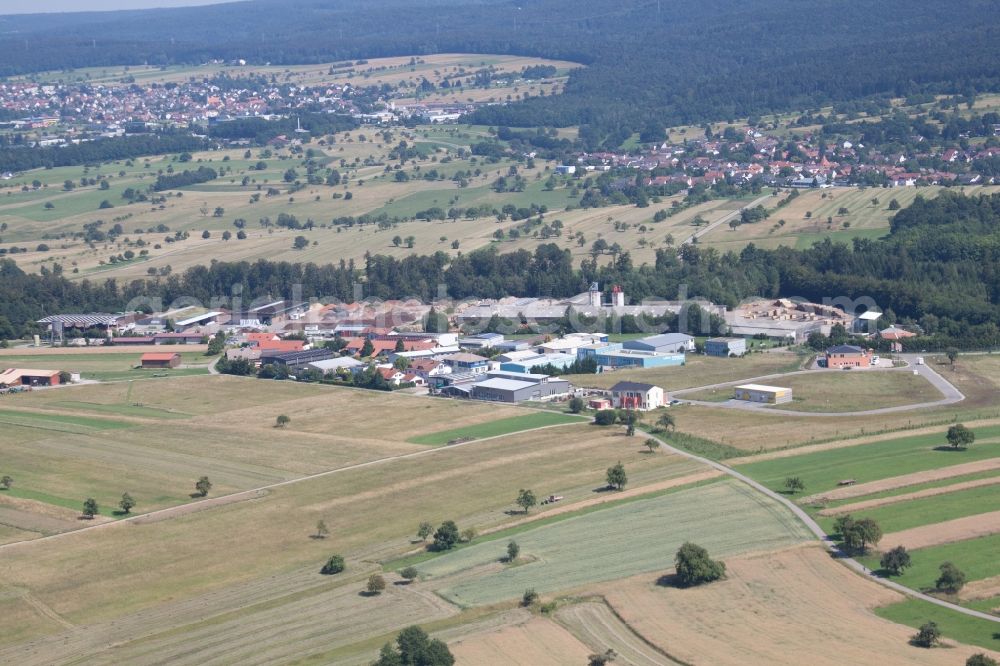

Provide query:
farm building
left=151, top=333, right=204, bottom=345
left=623, top=333, right=695, bottom=354
left=825, top=345, right=872, bottom=369
left=705, top=337, right=747, bottom=357
left=0, top=368, right=61, bottom=387
left=172, top=311, right=229, bottom=332
left=260, top=348, right=334, bottom=370
left=610, top=381, right=665, bottom=411
left=733, top=384, right=792, bottom=404
left=140, top=352, right=181, bottom=369
left=37, top=313, right=136, bottom=339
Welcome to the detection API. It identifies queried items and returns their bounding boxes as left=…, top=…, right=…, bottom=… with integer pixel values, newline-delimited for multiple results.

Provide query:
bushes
left=320, top=554, right=345, bottom=575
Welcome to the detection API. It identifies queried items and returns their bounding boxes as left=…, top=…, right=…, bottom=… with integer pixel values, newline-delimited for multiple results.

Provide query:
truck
left=916, top=357, right=925, bottom=365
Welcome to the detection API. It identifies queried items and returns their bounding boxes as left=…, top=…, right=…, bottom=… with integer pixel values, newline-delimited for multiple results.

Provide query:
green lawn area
left=0, top=351, right=211, bottom=382
left=859, top=534, right=1000, bottom=592
left=0, top=408, right=133, bottom=433
left=735, top=426, right=1000, bottom=496
left=817, top=483, right=1000, bottom=534
left=407, top=411, right=583, bottom=445
left=769, top=370, right=940, bottom=413
left=42, top=400, right=192, bottom=419
left=874, top=598, right=1000, bottom=652
left=0, top=487, right=121, bottom=518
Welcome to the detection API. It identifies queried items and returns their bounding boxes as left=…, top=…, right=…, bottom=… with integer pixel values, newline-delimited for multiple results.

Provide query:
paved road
left=676, top=354, right=965, bottom=417
left=641, top=427, right=1000, bottom=625
left=680, top=193, right=774, bottom=246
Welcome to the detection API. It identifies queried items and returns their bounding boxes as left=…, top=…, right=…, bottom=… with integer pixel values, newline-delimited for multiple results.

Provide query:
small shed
left=140, top=352, right=181, bottom=369
left=733, top=383, right=792, bottom=404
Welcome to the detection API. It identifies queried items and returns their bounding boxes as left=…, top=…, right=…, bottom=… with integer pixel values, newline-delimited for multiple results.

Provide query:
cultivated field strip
left=556, top=602, right=681, bottom=666
left=818, top=476, right=1000, bottom=516
left=880, top=510, right=1000, bottom=550
left=425, top=480, right=812, bottom=606
left=449, top=615, right=593, bottom=666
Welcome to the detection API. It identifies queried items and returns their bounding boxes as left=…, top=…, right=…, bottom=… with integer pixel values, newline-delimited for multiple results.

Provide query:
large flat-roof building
left=705, top=337, right=747, bottom=358
left=469, top=375, right=571, bottom=403
left=734, top=384, right=792, bottom=404
left=0, top=368, right=61, bottom=387
left=623, top=333, right=694, bottom=354
left=259, top=348, right=334, bottom=370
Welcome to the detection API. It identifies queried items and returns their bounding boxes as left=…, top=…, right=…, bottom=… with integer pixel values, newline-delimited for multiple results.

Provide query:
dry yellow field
left=879, top=510, right=1000, bottom=550
left=449, top=616, right=593, bottom=665
left=598, top=544, right=1000, bottom=665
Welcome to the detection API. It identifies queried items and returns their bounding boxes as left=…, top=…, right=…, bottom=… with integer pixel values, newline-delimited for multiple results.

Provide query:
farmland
left=0, top=347, right=212, bottom=382
left=407, top=411, right=584, bottom=445
left=417, top=480, right=811, bottom=606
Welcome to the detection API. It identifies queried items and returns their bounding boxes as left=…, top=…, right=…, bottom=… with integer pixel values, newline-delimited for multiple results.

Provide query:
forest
left=0, top=133, right=207, bottom=173
left=1, top=1, right=999, bottom=145
left=1, top=192, right=998, bottom=350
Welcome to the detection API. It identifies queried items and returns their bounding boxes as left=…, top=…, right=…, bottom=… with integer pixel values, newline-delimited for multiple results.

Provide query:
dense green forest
left=2, top=1, right=999, bottom=144
left=0, top=134, right=207, bottom=173
left=2, top=192, right=998, bottom=349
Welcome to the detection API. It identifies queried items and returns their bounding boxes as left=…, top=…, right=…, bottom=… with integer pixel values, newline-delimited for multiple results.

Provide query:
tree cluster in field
left=152, top=166, right=218, bottom=191
left=374, top=625, right=454, bottom=666
left=0, top=133, right=206, bottom=172
left=833, top=514, right=882, bottom=555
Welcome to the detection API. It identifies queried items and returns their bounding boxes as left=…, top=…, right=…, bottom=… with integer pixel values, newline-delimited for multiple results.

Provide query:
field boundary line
left=0, top=420, right=586, bottom=553
left=641, top=428, right=1000, bottom=626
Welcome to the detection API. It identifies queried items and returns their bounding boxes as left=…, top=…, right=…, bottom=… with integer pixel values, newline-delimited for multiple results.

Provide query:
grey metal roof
left=473, top=378, right=536, bottom=391
left=610, top=381, right=660, bottom=393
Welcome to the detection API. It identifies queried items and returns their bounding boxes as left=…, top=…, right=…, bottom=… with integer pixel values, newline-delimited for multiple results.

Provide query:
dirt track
left=880, top=510, right=1000, bottom=550
left=818, top=476, right=1000, bottom=516
left=803, top=458, right=1000, bottom=504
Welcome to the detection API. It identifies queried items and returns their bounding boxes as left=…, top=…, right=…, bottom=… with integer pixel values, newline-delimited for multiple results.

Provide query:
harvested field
left=824, top=483, right=1000, bottom=534
left=767, top=370, right=940, bottom=413
left=599, top=544, right=996, bottom=665
left=962, top=575, right=1000, bottom=602
left=879, top=510, right=1000, bottom=550
left=0, top=424, right=697, bottom=644
left=818, top=476, right=1000, bottom=516
left=556, top=602, right=682, bottom=666
left=421, top=480, right=811, bottom=606
left=449, top=616, right=592, bottom=666
left=803, top=457, right=1000, bottom=503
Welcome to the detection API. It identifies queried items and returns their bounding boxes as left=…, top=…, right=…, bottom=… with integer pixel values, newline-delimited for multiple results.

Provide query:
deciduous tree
left=320, top=554, right=345, bottom=575
left=82, top=497, right=99, bottom=519
left=674, top=542, right=726, bottom=587
left=935, top=561, right=966, bottom=593
left=118, top=492, right=136, bottom=514
left=195, top=476, right=212, bottom=497
left=880, top=545, right=911, bottom=576
left=946, top=423, right=974, bottom=449
left=606, top=461, right=627, bottom=490
left=515, top=488, right=537, bottom=514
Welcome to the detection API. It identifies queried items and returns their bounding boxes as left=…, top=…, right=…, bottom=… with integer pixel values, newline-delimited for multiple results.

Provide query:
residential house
left=609, top=381, right=665, bottom=411
left=825, top=345, right=872, bottom=369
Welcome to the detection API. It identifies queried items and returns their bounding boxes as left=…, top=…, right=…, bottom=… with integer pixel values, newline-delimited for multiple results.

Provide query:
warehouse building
left=259, top=348, right=334, bottom=370
left=705, top=337, right=747, bottom=358
left=733, top=384, right=792, bottom=404
left=469, top=375, right=571, bottom=403
left=623, top=333, right=695, bottom=354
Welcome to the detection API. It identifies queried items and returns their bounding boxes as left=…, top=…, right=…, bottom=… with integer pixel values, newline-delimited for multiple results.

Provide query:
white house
left=609, top=381, right=665, bottom=411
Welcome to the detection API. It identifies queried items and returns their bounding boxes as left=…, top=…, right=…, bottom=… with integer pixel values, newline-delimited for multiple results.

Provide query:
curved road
left=641, top=423, right=1000, bottom=625
left=676, top=354, right=965, bottom=417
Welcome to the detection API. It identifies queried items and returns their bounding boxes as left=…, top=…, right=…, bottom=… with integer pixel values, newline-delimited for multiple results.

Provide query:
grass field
left=418, top=480, right=811, bottom=606
left=407, top=411, right=583, bottom=445
left=875, top=598, right=1000, bottom=652
left=562, top=351, right=806, bottom=392
left=859, top=534, right=1000, bottom=592
left=735, top=425, right=1000, bottom=495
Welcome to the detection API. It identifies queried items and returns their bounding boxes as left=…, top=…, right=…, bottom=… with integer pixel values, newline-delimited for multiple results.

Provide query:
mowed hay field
left=597, top=544, right=1000, bottom=665
left=417, top=480, right=811, bottom=606
left=0, top=375, right=570, bottom=542
left=0, top=422, right=703, bottom=657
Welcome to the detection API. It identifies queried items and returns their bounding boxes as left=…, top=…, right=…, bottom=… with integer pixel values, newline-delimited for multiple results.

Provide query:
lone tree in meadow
left=784, top=476, right=805, bottom=494
left=935, top=561, right=966, bottom=593
left=606, top=461, right=627, bottom=490
left=507, top=540, right=520, bottom=563
left=195, top=476, right=212, bottom=497
left=644, top=438, right=660, bottom=454
left=588, top=649, right=618, bottom=666
left=880, top=545, right=912, bottom=576
left=366, top=573, right=387, bottom=595
left=320, top=554, right=345, bottom=575
left=118, top=492, right=136, bottom=514
left=400, top=566, right=419, bottom=584
left=967, top=654, right=998, bottom=666
left=432, top=520, right=460, bottom=551
left=674, top=542, right=726, bottom=587
left=515, top=488, right=537, bottom=514
left=911, top=621, right=941, bottom=648
left=275, top=414, right=291, bottom=428
left=315, top=520, right=329, bottom=539
left=416, top=521, right=434, bottom=541
left=836, top=515, right=882, bottom=554
left=521, top=588, right=539, bottom=607
left=568, top=396, right=585, bottom=413
left=946, top=423, right=974, bottom=449
left=82, top=498, right=99, bottom=519
left=656, top=412, right=675, bottom=432
left=946, top=347, right=959, bottom=366
left=0, top=475, right=12, bottom=490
